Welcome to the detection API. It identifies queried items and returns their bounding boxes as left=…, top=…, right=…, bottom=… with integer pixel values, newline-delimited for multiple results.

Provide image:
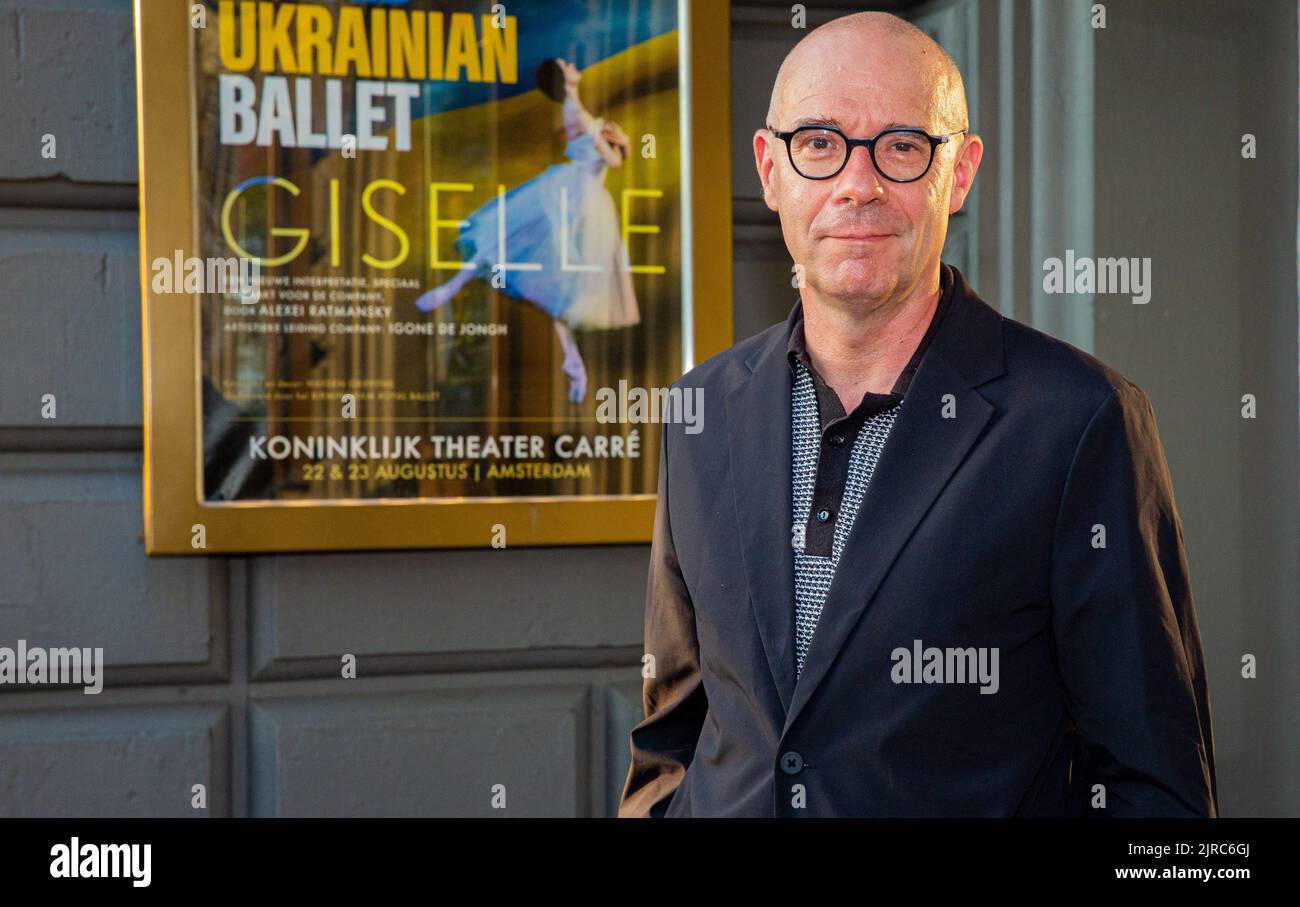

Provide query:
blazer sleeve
left=617, top=423, right=709, bottom=818
left=1049, top=383, right=1218, bottom=816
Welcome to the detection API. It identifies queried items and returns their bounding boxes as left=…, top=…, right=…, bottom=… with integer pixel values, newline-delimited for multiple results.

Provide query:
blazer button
left=779, top=751, right=804, bottom=775
left=816, top=509, right=831, bottom=522
left=830, top=434, right=845, bottom=446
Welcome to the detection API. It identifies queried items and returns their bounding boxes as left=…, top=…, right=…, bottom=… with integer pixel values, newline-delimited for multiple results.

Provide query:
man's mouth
left=826, top=233, right=893, bottom=243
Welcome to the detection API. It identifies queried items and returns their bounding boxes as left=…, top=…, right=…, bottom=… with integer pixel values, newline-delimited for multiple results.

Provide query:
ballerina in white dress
left=415, top=58, right=640, bottom=403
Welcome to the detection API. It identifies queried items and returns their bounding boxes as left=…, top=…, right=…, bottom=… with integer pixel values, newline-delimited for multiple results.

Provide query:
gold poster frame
left=134, top=0, right=732, bottom=554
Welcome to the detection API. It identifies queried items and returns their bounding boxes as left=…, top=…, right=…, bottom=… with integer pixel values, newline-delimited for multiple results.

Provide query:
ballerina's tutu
left=454, top=119, right=640, bottom=331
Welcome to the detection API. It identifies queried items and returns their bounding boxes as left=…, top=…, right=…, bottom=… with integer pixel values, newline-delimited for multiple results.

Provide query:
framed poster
left=134, top=0, right=732, bottom=554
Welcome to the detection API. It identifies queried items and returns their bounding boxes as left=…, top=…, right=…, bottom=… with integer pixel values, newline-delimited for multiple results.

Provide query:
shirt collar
left=786, top=262, right=956, bottom=398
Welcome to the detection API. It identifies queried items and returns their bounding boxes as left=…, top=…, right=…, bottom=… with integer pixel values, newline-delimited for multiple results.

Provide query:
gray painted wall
left=1, top=0, right=1296, bottom=817
left=1089, top=0, right=1300, bottom=816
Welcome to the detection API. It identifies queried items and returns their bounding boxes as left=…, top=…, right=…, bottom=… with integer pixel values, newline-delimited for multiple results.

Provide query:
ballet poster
left=134, top=0, right=731, bottom=552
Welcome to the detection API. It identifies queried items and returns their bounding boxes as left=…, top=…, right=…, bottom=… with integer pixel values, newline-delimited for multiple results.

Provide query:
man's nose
left=833, top=143, right=886, bottom=202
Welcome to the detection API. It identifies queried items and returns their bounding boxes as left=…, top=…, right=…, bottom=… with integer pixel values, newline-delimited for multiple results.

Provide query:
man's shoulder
left=665, top=289, right=1154, bottom=422
left=996, top=310, right=1152, bottom=421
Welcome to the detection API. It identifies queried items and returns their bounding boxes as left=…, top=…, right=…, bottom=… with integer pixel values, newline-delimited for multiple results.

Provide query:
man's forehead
left=780, top=89, right=939, bottom=132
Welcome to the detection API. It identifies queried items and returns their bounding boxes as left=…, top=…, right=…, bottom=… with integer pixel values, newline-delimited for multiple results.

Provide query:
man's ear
left=754, top=129, right=780, bottom=212
left=948, top=133, right=984, bottom=216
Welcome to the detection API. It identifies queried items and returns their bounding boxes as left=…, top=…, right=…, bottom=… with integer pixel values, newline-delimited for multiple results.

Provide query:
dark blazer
left=618, top=264, right=1218, bottom=818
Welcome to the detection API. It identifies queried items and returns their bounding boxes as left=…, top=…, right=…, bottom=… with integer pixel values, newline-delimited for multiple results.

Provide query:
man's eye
left=890, top=141, right=923, bottom=155
left=796, top=134, right=839, bottom=155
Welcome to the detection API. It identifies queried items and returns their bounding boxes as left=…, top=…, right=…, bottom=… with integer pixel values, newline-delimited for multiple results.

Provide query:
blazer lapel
left=727, top=300, right=802, bottom=715
left=781, top=270, right=1007, bottom=737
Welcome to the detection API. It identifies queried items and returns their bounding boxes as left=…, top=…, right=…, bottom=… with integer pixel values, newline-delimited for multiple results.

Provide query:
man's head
left=755, top=12, right=983, bottom=310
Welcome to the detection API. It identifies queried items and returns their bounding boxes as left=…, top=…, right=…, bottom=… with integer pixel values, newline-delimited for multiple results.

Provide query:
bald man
left=618, top=12, right=1217, bottom=817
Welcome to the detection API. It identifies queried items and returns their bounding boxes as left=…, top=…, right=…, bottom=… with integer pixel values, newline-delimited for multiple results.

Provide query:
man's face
left=755, top=42, right=981, bottom=307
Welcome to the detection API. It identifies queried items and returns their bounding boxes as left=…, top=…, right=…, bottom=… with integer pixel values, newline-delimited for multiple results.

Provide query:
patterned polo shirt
left=787, top=266, right=955, bottom=676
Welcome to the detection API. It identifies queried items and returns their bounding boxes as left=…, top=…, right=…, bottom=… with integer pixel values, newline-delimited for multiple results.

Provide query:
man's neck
left=800, top=267, right=942, bottom=413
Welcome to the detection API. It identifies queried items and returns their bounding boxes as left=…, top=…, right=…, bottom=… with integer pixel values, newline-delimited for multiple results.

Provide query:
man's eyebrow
left=787, top=115, right=847, bottom=130
left=784, top=116, right=925, bottom=132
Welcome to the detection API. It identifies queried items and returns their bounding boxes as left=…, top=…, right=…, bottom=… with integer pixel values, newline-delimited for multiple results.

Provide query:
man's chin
left=821, top=264, right=895, bottom=302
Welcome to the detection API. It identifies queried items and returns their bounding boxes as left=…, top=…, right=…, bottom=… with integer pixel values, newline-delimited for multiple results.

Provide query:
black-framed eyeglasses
left=766, top=124, right=968, bottom=182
